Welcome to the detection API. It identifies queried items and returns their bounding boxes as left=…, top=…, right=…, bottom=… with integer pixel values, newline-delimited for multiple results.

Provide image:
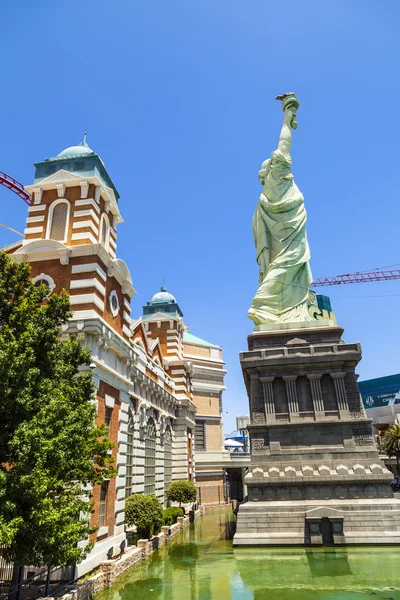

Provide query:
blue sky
left=1, top=1, right=399, bottom=431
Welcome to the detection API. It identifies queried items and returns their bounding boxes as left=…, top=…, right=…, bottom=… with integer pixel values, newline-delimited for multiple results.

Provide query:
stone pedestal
left=233, top=321, right=400, bottom=545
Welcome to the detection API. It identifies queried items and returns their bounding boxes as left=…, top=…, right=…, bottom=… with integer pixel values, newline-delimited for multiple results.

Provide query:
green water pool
left=96, top=509, right=400, bottom=600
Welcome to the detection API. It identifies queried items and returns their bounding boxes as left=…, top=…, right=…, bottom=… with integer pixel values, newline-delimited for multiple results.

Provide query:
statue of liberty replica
left=233, top=94, right=400, bottom=547
left=249, top=93, right=313, bottom=325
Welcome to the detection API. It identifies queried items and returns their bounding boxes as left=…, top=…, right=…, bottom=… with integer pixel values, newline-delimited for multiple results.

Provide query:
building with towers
left=143, top=287, right=228, bottom=504
left=5, top=139, right=197, bottom=576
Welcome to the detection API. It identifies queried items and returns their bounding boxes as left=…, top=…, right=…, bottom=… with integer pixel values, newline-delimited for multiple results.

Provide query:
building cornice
left=25, top=170, right=122, bottom=224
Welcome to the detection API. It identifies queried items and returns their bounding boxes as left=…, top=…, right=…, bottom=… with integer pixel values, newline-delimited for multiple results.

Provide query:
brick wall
left=90, top=380, right=120, bottom=541
left=205, top=421, right=223, bottom=451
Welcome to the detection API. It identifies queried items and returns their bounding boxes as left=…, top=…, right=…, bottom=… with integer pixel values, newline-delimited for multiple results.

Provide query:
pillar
left=331, top=372, right=349, bottom=417
left=307, top=373, right=324, bottom=419
left=261, top=376, right=275, bottom=423
left=283, top=375, right=299, bottom=419
left=249, top=372, right=266, bottom=424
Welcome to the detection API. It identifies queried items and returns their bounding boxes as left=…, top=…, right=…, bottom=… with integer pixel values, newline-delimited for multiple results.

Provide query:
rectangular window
left=144, top=420, right=156, bottom=496
left=164, top=428, right=172, bottom=500
left=195, top=421, right=206, bottom=451
left=125, top=423, right=134, bottom=499
left=99, top=481, right=108, bottom=528
left=105, top=406, right=113, bottom=435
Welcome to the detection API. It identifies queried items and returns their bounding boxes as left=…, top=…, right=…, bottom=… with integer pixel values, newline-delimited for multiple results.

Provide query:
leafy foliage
left=381, top=424, right=400, bottom=472
left=0, top=252, right=116, bottom=567
left=167, top=480, right=197, bottom=507
left=125, top=494, right=163, bottom=538
left=162, top=507, right=184, bottom=526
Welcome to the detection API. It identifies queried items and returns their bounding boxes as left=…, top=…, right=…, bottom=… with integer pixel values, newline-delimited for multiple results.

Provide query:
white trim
left=28, top=204, right=46, bottom=213
left=99, top=213, right=110, bottom=250
left=105, top=394, right=115, bottom=408
left=96, top=526, right=109, bottom=538
left=109, top=290, right=120, bottom=317
left=70, top=293, right=105, bottom=311
left=109, top=236, right=117, bottom=250
left=71, top=262, right=107, bottom=281
left=122, top=325, right=132, bottom=338
left=26, top=215, right=45, bottom=223
left=72, top=220, right=99, bottom=235
left=46, top=198, right=71, bottom=243
left=123, top=298, right=131, bottom=311
left=71, top=231, right=98, bottom=244
left=24, top=226, right=43, bottom=234
left=71, top=309, right=98, bottom=319
left=70, top=278, right=106, bottom=296
left=73, top=209, right=100, bottom=225
left=123, top=311, right=131, bottom=324
left=33, top=273, right=56, bottom=296
left=109, top=248, right=116, bottom=259
left=74, top=198, right=100, bottom=213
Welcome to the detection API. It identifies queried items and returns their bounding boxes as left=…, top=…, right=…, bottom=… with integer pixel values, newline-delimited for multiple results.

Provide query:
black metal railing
left=0, top=552, right=75, bottom=600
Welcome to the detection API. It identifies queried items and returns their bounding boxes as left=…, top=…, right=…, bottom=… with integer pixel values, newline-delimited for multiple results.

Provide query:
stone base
left=237, top=322, right=400, bottom=546
left=234, top=498, right=400, bottom=546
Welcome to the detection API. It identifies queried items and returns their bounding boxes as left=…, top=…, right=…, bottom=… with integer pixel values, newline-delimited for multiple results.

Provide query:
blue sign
left=359, top=374, right=400, bottom=409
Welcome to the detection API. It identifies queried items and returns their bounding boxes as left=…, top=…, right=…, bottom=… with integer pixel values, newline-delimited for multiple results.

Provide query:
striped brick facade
left=6, top=143, right=196, bottom=577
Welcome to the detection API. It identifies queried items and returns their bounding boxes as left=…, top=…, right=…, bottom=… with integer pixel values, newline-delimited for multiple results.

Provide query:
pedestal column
left=331, top=372, right=349, bottom=418
left=307, top=373, right=324, bottom=419
left=261, top=376, right=275, bottom=423
left=283, top=375, right=299, bottom=419
left=249, top=372, right=266, bottom=424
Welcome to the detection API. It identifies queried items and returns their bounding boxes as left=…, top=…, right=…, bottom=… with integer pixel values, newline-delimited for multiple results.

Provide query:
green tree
left=381, top=424, right=400, bottom=475
left=125, top=495, right=163, bottom=538
left=0, top=252, right=116, bottom=580
left=167, top=480, right=197, bottom=508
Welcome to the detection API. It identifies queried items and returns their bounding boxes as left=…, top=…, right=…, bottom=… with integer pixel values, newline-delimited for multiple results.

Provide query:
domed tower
left=11, top=138, right=135, bottom=341
left=143, top=286, right=190, bottom=396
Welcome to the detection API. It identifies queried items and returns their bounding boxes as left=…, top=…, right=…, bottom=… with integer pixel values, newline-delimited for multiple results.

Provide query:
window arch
left=144, top=418, right=156, bottom=495
left=100, top=213, right=110, bottom=250
left=33, top=273, right=55, bottom=297
left=164, top=425, right=172, bottom=501
left=47, top=199, right=70, bottom=242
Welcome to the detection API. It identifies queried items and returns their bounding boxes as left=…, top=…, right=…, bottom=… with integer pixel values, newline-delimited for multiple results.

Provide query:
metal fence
left=0, top=550, right=74, bottom=600
left=196, top=483, right=230, bottom=506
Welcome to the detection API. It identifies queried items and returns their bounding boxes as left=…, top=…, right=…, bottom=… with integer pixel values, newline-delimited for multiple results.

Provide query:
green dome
left=57, top=143, right=94, bottom=158
left=150, top=286, right=176, bottom=304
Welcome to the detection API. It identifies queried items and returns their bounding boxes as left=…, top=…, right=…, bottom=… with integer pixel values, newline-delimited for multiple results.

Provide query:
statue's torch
left=275, top=92, right=300, bottom=129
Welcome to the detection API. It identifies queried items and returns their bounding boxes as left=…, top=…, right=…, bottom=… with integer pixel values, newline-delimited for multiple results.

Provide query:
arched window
left=164, top=426, right=172, bottom=501
left=144, top=418, right=156, bottom=495
left=100, top=213, right=110, bottom=250
left=47, top=200, right=70, bottom=242
left=125, top=417, right=134, bottom=499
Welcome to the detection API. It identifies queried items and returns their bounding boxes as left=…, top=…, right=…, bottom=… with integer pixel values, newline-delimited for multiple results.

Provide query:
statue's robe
left=249, top=148, right=312, bottom=325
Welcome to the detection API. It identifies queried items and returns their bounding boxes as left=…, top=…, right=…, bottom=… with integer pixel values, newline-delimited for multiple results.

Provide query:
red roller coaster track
left=0, top=170, right=30, bottom=204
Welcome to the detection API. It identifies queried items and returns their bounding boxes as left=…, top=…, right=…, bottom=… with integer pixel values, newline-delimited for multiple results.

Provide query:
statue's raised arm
left=248, top=93, right=313, bottom=326
left=276, top=92, right=299, bottom=157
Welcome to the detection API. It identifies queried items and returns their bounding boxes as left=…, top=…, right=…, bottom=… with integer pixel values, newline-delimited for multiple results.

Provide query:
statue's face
left=258, top=159, right=271, bottom=185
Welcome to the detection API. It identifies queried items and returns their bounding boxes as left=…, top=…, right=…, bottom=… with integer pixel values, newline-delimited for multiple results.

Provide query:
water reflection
left=96, top=509, right=400, bottom=600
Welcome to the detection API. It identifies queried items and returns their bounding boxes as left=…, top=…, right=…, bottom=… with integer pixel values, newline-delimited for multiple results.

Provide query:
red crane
left=312, top=268, right=400, bottom=287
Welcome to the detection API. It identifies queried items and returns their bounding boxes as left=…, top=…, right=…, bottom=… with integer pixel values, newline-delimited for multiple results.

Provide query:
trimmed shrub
left=163, top=506, right=184, bottom=526
left=167, top=480, right=197, bottom=507
left=125, top=494, right=163, bottom=539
